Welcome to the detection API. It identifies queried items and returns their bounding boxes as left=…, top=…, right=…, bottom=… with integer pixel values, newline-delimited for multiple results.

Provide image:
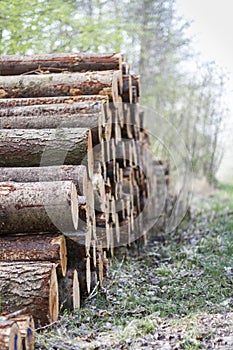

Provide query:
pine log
left=0, top=181, right=78, bottom=235
left=0, top=165, right=87, bottom=196
left=0, top=320, right=22, bottom=350
left=0, top=102, right=105, bottom=145
left=0, top=52, right=123, bottom=75
left=12, top=315, right=35, bottom=350
left=0, top=262, right=59, bottom=326
left=0, top=100, right=106, bottom=118
left=0, top=128, right=93, bottom=177
left=0, top=71, right=122, bottom=106
left=0, top=234, right=67, bottom=277
left=0, top=95, right=109, bottom=108
left=58, top=269, right=80, bottom=311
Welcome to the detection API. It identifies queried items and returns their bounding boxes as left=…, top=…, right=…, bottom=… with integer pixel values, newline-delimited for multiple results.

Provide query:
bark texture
left=0, top=262, right=59, bottom=326
left=0, top=234, right=67, bottom=277
left=0, top=128, right=93, bottom=177
left=0, top=165, right=87, bottom=196
left=0, top=52, right=123, bottom=75
left=0, top=181, right=78, bottom=235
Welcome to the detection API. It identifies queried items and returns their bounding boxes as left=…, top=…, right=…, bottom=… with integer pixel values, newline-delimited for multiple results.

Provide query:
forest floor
left=36, top=183, right=233, bottom=350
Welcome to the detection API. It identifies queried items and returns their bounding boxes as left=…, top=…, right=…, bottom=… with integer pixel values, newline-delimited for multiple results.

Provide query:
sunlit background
left=176, top=0, right=233, bottom=183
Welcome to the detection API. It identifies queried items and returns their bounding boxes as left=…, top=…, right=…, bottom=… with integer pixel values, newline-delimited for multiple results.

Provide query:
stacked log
left=0, top=310, right=35, bottom=350
left=0, top=51, right=162, bottom=328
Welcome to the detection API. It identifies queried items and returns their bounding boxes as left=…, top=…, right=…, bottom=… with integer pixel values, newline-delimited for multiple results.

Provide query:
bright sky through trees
left=176, top=0, right=233, bottom=183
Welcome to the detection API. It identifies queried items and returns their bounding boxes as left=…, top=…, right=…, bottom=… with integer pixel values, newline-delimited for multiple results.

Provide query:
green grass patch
left=35, top=184, right=233, bottom=349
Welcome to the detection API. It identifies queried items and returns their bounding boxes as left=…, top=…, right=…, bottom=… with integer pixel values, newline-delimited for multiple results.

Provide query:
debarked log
left=0, top=234, right=67, bottom=277
left=0, top=165, right=87, bottom=196
left=0, top=262, right=59, bottom=326
left=0, top=128, right=93, bottom=177
left=0, top=181, right=78, bottom=235
left=0, top=52, right=123, bottom=75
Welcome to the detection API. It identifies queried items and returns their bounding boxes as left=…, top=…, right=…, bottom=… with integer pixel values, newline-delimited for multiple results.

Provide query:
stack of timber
left=0, top=52, right=159, bottom=329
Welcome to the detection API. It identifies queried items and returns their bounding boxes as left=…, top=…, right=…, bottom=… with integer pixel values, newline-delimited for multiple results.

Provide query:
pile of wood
left=0, top=52, right=160, bottom=335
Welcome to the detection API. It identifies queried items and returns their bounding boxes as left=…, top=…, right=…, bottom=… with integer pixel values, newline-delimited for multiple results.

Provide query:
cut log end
left=71, top=182, right=79, bottom=231
left=0, top=321, right=22, bottom=350
left=73, top=270, right=80, bottom=310
left=49, top=266, right=59, bottom=323
left=13, top=315, right=35, bottom=350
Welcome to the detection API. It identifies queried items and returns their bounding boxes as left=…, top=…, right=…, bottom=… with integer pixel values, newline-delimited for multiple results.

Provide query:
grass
left=36, top=183, right=233, bottom=349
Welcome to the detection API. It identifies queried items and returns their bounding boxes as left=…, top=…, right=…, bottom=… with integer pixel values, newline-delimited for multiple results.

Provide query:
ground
left=35, top=183, right=233, bottom=349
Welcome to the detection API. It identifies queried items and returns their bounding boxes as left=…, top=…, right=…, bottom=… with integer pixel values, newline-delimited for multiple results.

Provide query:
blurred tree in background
left=0, top=0, right=227, bottom=183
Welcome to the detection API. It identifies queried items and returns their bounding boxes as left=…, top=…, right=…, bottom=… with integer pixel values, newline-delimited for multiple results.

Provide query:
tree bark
left=0, top=128, right=93, bottom=177
left=0, top=52, right=123, bottom=75
left=0, top=95, right=109, bottom=109
left=0, top=71, right=122, bottom=106
left=0, top=101, right=106, bottom=145
left=0, top=234, right=67, bottom=277
left=0, top=181, right=78, bottom=235
left=0, top=320, right=22, bottom=350
left=0, top=165, right=87, bottom=196
left=58, top=268, right=80, bottom=311
left=0, top=262, right=59, bottom=326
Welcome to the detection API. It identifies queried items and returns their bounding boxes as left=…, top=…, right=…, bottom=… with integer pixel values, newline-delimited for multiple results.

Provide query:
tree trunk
left=0, top=52, right=123, bottom=75
left=0, top=101, right=106, bottom=145
left=58, top=268, right=80, bottom=311
left=0, top=165, right=87, bottom=196
left=0, top=181, right=78, bottom=235
left=0, top=320, right=22, bottom=350
left=0, top=262, right=59, bottom=326
left=0, top=95, right=109, bottom=108
left=0, top=128, right=93, bottom=177
left=0, top=71, right=122, bottom=105
left=0, top=234, right=67, bottom=277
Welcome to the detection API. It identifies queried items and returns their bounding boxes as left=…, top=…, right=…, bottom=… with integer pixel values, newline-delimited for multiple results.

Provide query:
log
left=0, top=128, right=93, bottom=177
left=12, top=315, right=35, bottom=350
left=0, top=165, right=87, bottom=196
left=0, top=181, right=78, bottom=235
left=0, top=320, right=22, bottom=350
left=58, top=269, right=80, bottom=311
left=0, top=262, right=59, bottom=326
left=0, top=52, right=123, bottom=75
left=0, top=71, right=122, bottom=105
left=65, top=195, right=92, bottom=252
left=0, top=95, right=109, bottom=108
left=0, top=234, right=67, bottom=277
left=65, top=240, right=91, bottom=296
left=0, top=101, right=105, bottom=145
